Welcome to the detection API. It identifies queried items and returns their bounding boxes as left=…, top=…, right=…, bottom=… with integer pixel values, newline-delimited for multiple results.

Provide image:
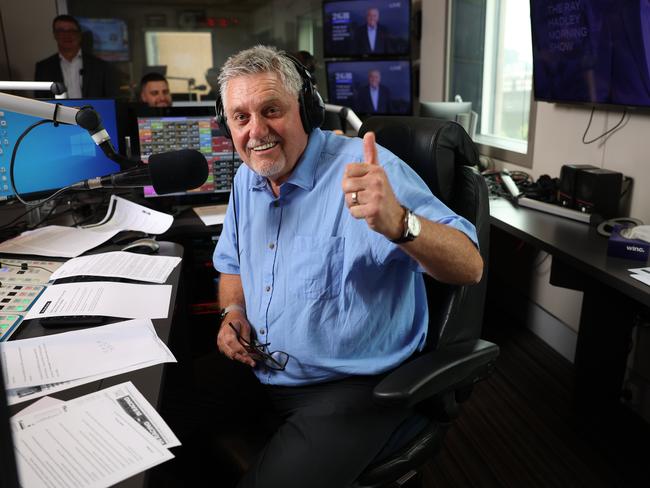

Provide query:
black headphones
left=215, top=53, right=325, bottom=139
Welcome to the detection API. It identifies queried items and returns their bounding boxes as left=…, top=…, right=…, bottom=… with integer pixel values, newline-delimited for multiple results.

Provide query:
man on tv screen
left=356, top=68, right=392, bottom=114
left=354, top=6, right=392, bottom=54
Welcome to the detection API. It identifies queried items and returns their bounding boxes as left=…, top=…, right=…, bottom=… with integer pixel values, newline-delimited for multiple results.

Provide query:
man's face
left=141, top=81, right=172, bottom=107
left=53, top=20, right=81, bottom=53
left=368, top=70, right=381, bottom=88
left=224, top=72, right=308, bottom=185
left=366, top=8, right=379, bottom=28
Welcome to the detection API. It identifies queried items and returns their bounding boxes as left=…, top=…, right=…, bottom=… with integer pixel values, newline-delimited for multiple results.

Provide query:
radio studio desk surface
left=5, top=241, right=184, bottom=488
left=489, top=198, right=650, bottom=422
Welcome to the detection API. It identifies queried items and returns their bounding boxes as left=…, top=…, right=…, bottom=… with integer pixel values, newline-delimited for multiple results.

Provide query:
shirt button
left=269, top=243, right=275, bottom=249
left=265, top=285, right=271, bottom=292
left=260, top=328, right=266, bottom=335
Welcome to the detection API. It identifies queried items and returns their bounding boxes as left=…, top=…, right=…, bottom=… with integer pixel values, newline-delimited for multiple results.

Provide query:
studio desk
left=489, top=197, right=650, bottom=423
left=6, top=241, right=184, bottom=488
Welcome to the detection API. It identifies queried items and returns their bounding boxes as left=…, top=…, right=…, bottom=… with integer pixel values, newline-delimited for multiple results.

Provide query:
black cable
left=9, top=119, right=51, bottom=204
left=582, top=106, right=628, bottom=144
left=9, top=119, right=88, bottom=206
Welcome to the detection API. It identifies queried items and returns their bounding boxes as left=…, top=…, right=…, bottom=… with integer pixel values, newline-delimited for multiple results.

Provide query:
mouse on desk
left=121, top=238, right=160, bottom=254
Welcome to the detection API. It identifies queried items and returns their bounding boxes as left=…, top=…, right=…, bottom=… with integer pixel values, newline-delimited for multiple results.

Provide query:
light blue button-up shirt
left=214, top=129, right=478, bottom=386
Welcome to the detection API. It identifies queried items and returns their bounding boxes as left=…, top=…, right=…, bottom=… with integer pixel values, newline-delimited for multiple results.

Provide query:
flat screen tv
left=530, top=0, right=650, bottom=108
left=326, top=59, right=412, bottom=115
left=323, top=0, right=411, bottom=57
left=77, top=17, right=129, bottom=62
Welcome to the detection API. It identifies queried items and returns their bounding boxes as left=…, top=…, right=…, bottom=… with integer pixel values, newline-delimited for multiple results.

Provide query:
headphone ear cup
left=285, top=53, right=325, bottom=133
left=215, top=96, right=232, bottom=140
left=305, top=90, right=325, bottom=132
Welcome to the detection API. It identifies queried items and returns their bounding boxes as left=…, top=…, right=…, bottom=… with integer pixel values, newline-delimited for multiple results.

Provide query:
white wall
left=501, top=97, right=650, bottom=338
left=0, top=0, right=59, bottom=81
left=419, top=0, right=447, bottom=102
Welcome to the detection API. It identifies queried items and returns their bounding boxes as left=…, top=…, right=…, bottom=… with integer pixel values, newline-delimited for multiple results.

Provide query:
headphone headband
left=216, top=52, right=325, bottom=139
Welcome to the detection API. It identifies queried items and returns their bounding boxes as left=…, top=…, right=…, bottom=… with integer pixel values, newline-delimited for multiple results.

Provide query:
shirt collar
left=250, top=128, right=326, bottom=192
left=59, top=49, right=82, bottom=62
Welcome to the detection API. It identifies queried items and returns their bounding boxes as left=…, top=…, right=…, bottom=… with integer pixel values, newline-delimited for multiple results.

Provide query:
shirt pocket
left=291, top=235, right=344, bottom=300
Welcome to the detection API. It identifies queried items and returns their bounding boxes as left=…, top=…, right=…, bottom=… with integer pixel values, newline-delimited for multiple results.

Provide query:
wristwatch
left=391, top=207, right=421, bottom=243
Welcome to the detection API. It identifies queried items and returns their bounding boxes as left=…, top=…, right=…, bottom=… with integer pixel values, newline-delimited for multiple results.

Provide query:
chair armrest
left=373, top=339, right=499, bottom=408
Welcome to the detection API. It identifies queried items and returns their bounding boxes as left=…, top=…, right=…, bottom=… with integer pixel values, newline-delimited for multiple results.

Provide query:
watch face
left=408, top=212, right=421, bottom=237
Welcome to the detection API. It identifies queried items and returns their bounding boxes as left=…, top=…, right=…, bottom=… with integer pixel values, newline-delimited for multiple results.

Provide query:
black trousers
left=237, top=374, right=412, bottom=488
left=165, top=353, right=411, bottom=488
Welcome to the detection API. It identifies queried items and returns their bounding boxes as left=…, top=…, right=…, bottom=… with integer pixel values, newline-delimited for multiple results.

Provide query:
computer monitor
left=419, top=101, right=476, bottom=138
left=77, top=17, right=129, bottom=62
left=0, top=98, right=122, bottom=203
left=326, top=59, right=412, bottom=116
left=419, top=101, right=472, bottom=120
left=133, top=105, right=241, bottom=203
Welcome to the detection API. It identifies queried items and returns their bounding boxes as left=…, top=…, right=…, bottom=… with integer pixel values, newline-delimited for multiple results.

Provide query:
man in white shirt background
left=34, top=15, right=117, bottom=99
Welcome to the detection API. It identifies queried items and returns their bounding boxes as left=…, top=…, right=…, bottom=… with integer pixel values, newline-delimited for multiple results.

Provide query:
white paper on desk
left=13, top=391, right=173, bottom=488
left=1, top=319, right=175, bottom=389
left=24, top=281, right=172, bottom=320
left=6, top=350, right=174, bottom=406
left=0, top=195, right=173, bottom=257
left=82, top=194, right=173, bottom=235
left=628, top=266, right=650, bottom=275
left=50, top=251, right=181, bottom=284
left=0, top=225, right=114, bottom=258
left=12, top=381, right=180, bottom=448
left=193, top=204, right=227, bottom=226
left=630, top=273, right=650, bottom=287
left=12, top=396, right=64, bottom=419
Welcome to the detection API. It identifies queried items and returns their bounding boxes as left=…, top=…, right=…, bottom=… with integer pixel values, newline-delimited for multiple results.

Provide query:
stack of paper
left=0, top=319, right=176, bottom=405
left=0, top=195, right=174, bottom=257
left=12, top=381, right=180, bottom=488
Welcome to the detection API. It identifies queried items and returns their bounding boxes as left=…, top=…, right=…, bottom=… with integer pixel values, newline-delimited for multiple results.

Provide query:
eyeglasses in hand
left=229, top=322, right=289, bottom=371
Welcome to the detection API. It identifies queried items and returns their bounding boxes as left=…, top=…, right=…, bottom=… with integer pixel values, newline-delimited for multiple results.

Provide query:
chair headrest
left=359, top=117, right=480, bottom=204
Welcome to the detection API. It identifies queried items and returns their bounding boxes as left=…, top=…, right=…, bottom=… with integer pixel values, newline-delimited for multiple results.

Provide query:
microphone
left=71, top=149, right=209, bottom=194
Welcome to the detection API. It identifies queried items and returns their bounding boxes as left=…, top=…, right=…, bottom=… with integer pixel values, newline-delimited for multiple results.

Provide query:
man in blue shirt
left=213, top=45, right=482, bottom=488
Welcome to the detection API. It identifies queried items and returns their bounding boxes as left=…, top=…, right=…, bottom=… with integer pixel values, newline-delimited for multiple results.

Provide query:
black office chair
left=211, top=117, right=499, bottom=488
left=351, top=116, right=499, bottom=488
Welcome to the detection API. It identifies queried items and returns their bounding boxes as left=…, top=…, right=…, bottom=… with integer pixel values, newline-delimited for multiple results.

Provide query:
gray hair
left=218, top=45, right=303, bottom=110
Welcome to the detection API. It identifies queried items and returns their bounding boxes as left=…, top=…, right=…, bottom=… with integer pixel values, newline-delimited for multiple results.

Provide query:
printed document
left=50, top=251, right=181, bottom=284
left=0, top=195, right=173, bottom=257
left=1, top=319, right=175, bottom=389
left=12, top=382, right=180, bottom=448
left=6, top=351, right=175, bottom=406
left=3, top=319, right=176, bottom=405
left=193, top=203, right=227, bottom=226
left=12, top=383, right=175, bottom=488
left=24, top=281, right=172, bottom=320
